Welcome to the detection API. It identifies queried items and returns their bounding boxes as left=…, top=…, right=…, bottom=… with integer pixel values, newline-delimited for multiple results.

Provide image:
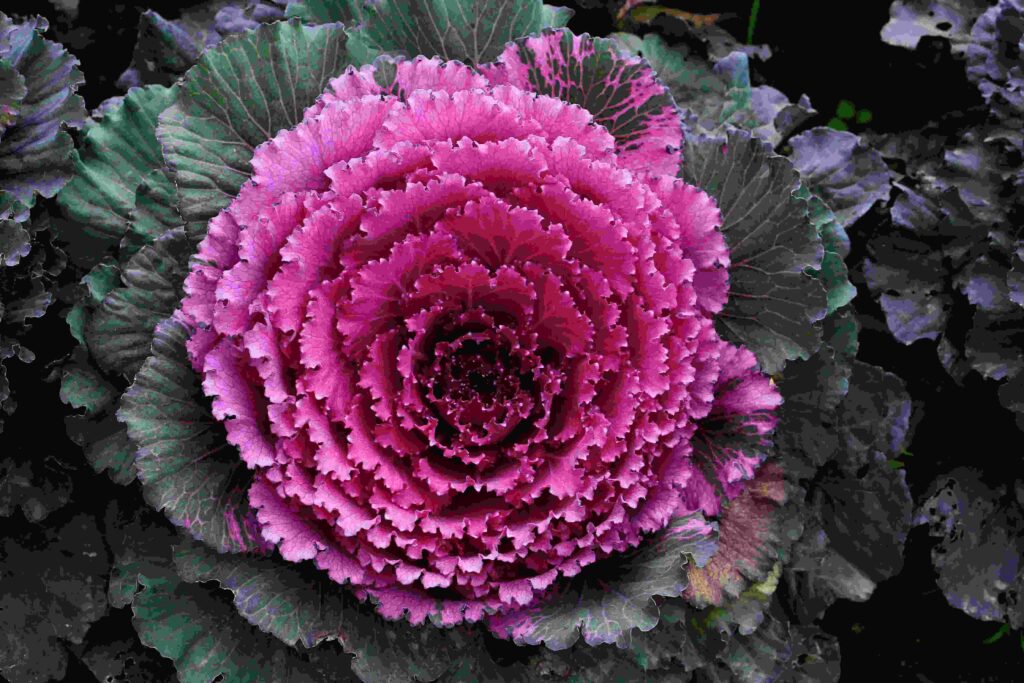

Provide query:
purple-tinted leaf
left=881, top=0, right=991, bottom=54
left=789, top=127, right=892, bottom=230
left=917, top=469, right=1024, bottom=628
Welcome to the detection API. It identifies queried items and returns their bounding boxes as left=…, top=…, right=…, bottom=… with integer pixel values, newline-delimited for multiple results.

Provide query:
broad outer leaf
left=0, top=14, right=85, bottom=208
left=66, top=413, right=137, bottom=485
left=0, top=514, right=108, bottom=683
left=132, top=574, right=351, bottom=683
left=173, top=538, right=457, bottom=683
left=347, top=0, right=564, bottom=65
left=788, top=127, right=892, bottom=230
left=104, top=498, right=179, bottom=609
left=85, top=228, right=190, bottom=378
left=59, top=363, right=117, bottom=416
left=77, top=613, right=177, bottom=683
left=916, top=469, right=1024, bottom=627
left=799, top=188, right=856, bottom=315
left=57, top=85, right=177, bottom=244
left=286, top=0, right=369, bottom=24
left=881, top=0, right=991, bottom=55
left=157, top=19, right=349, bottom=229
left=682, top=130, right=827, bottom=374
left=118, top=316, right=267, bottom=553
left=489, top=513, right=718, bottom=650
left=612, top=33, right=754, bottom=136
left=703, top=607, right=840, bottom=683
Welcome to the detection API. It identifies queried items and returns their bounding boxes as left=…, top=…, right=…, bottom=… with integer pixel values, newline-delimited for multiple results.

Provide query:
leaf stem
left=747, top=0, right=761, bottom=44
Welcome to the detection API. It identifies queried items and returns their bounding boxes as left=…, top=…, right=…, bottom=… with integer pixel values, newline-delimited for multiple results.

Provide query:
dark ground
left=3, top=0, right=1023, bottom=680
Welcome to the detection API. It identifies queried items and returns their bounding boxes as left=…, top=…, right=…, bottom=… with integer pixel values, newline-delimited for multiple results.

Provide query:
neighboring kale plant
left=865, top=0, right=1024, bottom=429
left=0, top=12, right=83, bottom=430
left=53, top=2, right=914, bottom=680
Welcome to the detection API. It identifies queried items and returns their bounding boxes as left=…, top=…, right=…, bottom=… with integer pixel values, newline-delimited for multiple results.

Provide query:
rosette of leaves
left=52, top=3, right=908, bottom=680
left=861, top=0, right=1024, bottom=428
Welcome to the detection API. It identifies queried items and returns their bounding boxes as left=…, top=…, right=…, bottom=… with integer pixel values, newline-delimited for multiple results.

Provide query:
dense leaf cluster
left=0, top=1, right=1021, bottom=681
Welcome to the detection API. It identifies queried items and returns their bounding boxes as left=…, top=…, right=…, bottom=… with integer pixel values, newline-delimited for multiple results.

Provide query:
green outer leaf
left=347, top=0, right=556, bottom=65
left=105, top=499, right=179, bottom=609
left=132, top=575, right=341, bottom=683
left=56, top=85, right=176, bottom=243
left=612, top=32, right=747, bottom=131
left=491, top=513, right=718, bottom=650
left=682, top=130, right=827, bottom=374
left=157, top=19, right=349, bottom=229
left=286, top=0, right=368, bottom=24
left=66, top=413, right=137, bottom=485
left=541, top=4, right=574, bottom=28
left=173, top=538, right=457, bottom=683
left=118, top=316, right=266, bottom=554
left=85, top=228, right=190, bottom=378
left=126, top=167, right=184, bottom=254
left=798, top=187, right=856, bottom=315
left=60, top=363, right=116, bottom=415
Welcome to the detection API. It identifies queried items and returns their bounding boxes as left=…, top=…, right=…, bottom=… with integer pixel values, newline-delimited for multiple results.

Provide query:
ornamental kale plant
left=3, top=0, right=1019, bottom=680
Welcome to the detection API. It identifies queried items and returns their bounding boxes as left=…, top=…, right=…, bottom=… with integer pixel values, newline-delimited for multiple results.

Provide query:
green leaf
left=66, top=414, right=137, bottom=485
left=612, top=32, right=747, bottom=131
left=118, top=316, right=266, bottom=553
left=0, top=14, right=86, bottom=208
left=835, top=100, right=855, bottom=120
left=173, top=538, right=458, bottom=682
left=126, top=168, right=184, bottom=254
left=347, top=0, right=561, bottom=65
left=491, top=513, right=718, bottom=650
left=798, top=188, right=856, bottom=315
left=60, top=363, right=117, bottom=415
left=132, top=574, right=347, bottom=683
left=157, top=19, right=349, bottom=230
left=105, top=498, right=179, bottom=609
left=57, top=85, right=177, bottom=244
left=682, top=130, right=827, bottom=374
left=286, top=0, right=368, bottom=24
left=85, top=228, right=190, bottom=378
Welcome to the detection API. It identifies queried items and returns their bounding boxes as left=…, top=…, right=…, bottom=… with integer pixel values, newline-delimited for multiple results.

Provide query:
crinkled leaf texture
left=173, top=538, right=459, bottom=682
left=967, top=0, right=1024, bottom=122
left=0, top=13, right=85, bottom=208
left=488, top=513, right=718, bottom=649
left=0, top=12, right=80, bottom=432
